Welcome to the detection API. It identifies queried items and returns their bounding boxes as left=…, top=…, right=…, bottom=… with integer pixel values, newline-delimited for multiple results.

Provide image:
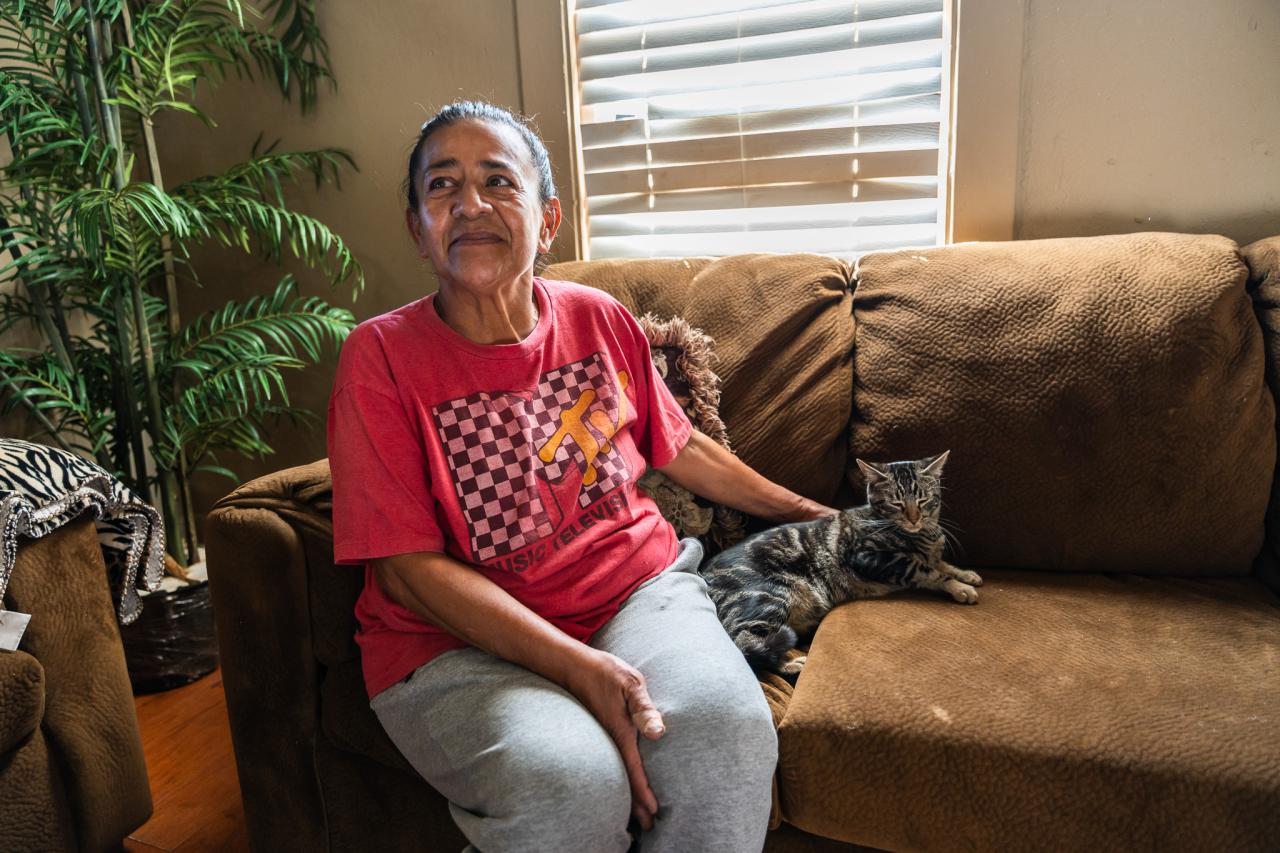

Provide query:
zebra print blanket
left=0, top=438, right=165, bottom=625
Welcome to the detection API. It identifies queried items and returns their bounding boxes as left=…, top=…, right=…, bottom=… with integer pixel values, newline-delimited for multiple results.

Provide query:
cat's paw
left=952, top=568, right=983, bottom=586
left=944, top=580, right=979, bottom=604
left=778, top=655, right=807, bottom=676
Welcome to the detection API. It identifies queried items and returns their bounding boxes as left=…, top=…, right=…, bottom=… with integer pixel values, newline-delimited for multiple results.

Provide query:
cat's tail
left=733, top=623, right=798, bottom=673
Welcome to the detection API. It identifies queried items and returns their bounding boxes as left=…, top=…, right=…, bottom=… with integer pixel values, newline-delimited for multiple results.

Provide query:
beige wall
left=954, top=0, right=1280, bottom=244
left=150, top=0, right=580, bottom=526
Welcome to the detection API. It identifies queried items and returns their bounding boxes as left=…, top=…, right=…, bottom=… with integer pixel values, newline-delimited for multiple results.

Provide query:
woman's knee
left=487, top=730, right=632, bottom=843
left=659, top=671, right=778, bottom=764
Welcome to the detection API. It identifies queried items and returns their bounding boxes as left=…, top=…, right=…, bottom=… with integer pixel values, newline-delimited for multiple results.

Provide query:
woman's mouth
left=451, top=232, right=503, bottom=248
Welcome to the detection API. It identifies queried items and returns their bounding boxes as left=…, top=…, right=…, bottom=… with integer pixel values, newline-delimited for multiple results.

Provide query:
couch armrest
left=206, top=494, right=328, bottom=853
left=2, top=515, right=153, bottom=850
left=0, top=650, right=43, bottom=754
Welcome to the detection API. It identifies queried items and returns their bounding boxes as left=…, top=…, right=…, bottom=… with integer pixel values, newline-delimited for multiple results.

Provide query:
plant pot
left=120, top=577, right=219, bottom=695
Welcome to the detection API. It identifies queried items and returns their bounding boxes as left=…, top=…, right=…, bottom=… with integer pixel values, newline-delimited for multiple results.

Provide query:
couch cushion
left=0, top=650, right=43, bottom=753
left=776, top=570, right=1280, bottom=852
left=851, top=231, right=1274, bottom=575
left=546, top=254, right=855, bottom=504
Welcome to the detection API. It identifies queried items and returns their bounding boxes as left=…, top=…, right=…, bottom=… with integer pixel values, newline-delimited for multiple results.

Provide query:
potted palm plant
left=0, top=0, right=360, bottom=690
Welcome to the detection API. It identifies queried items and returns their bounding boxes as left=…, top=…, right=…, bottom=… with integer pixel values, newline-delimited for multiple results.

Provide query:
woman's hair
left=403, top=100, right=557, bottom=210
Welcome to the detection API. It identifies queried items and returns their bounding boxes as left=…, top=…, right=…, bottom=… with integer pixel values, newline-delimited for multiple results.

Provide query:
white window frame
left=516, top=0, right=1024, bottom=261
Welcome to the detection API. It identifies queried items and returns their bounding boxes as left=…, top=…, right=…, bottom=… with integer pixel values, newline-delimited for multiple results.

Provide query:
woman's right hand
left=563, top=648, right=666, bottom=831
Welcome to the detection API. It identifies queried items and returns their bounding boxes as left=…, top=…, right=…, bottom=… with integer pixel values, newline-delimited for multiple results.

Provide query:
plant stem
left=121, top=3, right=181, bottom=338
left=68, top=47, right=96, bottom=139
left=126, top=285, right=187, bottom=568
left=121, top=1, right=200, bottom=560
left=128, top=275, right=188, bottom=565
left=82, top=5, right=126, bottom=190
left=112, top=294, right=148, bottom=495
left=84, top=1, right=188, bottom=563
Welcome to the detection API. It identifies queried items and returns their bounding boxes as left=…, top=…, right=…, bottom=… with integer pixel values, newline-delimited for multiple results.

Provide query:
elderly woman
left=327, top=101, right=834, bottom=853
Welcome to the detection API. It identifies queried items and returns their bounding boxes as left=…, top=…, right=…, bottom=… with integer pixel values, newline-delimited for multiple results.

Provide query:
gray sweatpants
left=370, top=537, right=777, bottom=853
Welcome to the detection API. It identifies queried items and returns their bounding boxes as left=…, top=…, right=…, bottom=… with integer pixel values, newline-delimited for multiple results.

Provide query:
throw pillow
left=635, top=313, right=746, bottom=556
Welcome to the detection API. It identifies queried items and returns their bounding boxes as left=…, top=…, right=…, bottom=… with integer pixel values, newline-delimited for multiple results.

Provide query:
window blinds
left=570, top=0, right=950, bottom=259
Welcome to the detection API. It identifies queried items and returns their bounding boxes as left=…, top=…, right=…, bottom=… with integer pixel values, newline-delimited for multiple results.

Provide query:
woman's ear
left=539, top=197, right=563, bottom=253
left=404, top=207, right=427, bottom=259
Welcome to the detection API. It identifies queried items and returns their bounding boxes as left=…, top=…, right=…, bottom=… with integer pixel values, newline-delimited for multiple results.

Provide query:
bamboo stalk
left=108, top=369, right=136, bottom=492
left=97, top=10, right=125, bottom=157
left=112, top=294, right=148, bottom=497
left=121, top=3, right=181, bottom=340
left=82, top=6, right=126, bottom=190
left=128, top=270, right=188, bottom=565
left=68, top=48, right=95, bottom=139
left=121, top=2, right=200, bottom=560
left=84, top=1, right=188, bottom=563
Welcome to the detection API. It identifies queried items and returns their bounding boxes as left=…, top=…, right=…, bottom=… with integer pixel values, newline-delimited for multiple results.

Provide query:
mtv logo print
left=527, top=353, right=631, bottom=509
left=432, top=352, right=632, bottom=563
left=434, top=392, right=557, bottom=563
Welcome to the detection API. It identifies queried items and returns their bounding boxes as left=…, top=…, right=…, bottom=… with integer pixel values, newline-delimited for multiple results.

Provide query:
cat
left=697, top=451, right=982, bottom=680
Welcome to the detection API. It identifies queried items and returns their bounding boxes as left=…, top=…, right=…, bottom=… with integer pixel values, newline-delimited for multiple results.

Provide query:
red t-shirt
left=327, top=277, right=693, bottom=698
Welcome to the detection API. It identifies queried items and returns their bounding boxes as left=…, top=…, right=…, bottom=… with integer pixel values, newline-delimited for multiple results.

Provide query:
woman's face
left=405, top=119, right=560, bottom=294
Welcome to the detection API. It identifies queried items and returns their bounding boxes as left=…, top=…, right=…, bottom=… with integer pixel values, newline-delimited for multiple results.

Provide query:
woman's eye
left=427, top=177, right=450, bottom=190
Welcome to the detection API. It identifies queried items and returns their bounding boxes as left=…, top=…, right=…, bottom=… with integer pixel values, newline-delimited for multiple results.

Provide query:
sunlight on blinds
left=570, top=0, right=951, bottom=259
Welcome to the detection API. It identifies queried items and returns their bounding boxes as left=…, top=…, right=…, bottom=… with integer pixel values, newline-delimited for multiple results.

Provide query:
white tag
left=0, top=610, right=32, bottom=651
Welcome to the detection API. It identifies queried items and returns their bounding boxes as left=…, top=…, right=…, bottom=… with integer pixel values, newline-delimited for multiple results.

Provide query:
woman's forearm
left=657, top=429, right=836, bottom=522
left=372, top=551, right=595, bottom=688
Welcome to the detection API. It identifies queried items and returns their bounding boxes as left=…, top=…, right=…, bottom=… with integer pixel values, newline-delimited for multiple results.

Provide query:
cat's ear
left=856, top=458, right=890, bottom=483
left=920, top=450, right=950, bottom=475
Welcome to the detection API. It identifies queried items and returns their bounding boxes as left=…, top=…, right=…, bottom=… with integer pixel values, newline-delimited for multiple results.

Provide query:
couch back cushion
left=850, top=232, right=1275, bottom=575
left=545, top=254, right=855, bottom=505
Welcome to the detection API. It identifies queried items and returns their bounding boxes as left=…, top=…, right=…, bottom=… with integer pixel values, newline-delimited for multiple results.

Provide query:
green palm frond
left=172, top=162, right=363, bottom=292
left=220, top=0, right=331, bottom=110
left=56, top=179, right=192, bottom=263
left=0, top=2, right=84, bottom=93
left=113, top=0, right=332, bottom=122
left=113, top=0, right=235, bottom=123
left=0, top=347, right=112, bottom=454
left=166, top=274, right=352, bottom=370
left=0, top=69, right=106, bottom=182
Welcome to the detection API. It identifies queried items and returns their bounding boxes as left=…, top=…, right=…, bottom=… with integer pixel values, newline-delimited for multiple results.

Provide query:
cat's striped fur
left=698, top=452, right=981, bottom=679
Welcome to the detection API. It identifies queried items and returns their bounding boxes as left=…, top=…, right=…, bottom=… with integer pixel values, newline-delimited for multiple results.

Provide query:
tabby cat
left=698, top=452, right=982, bottom=680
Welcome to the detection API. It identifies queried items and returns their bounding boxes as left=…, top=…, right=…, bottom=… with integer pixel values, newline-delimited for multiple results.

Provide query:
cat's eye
left=888, top=500, right=904, bottom=508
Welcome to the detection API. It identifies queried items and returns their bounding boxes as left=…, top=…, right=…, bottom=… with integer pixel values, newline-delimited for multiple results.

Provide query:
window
left=568, top=0, right=953, bottom=260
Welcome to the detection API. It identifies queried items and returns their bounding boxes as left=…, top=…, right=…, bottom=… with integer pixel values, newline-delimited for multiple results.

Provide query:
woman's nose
left=452, top=181, right=492, bottom=218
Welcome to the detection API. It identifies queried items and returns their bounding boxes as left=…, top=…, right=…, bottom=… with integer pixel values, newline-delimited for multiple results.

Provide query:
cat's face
left=855, top=452, right=949, bottom=532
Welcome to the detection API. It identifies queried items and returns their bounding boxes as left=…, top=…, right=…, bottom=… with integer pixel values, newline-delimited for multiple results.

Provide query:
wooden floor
left=124, top=669, right=250, bottom=853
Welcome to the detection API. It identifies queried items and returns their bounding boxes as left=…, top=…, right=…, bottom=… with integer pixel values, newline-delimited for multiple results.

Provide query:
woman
left=327, top=101, right=834, bottom=853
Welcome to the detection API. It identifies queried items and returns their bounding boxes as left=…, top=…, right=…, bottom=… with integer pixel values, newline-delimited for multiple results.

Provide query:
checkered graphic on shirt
left=434, top=391, right=556, bottom=562
left=526, top=353, right=630, bottom=508
left=432, top=353, right=631, bottom=563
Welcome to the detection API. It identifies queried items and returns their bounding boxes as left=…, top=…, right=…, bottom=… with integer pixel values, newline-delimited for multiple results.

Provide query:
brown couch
left=0, top=516, right=153, bottom=852
left=207, top=231, right=1280, bottom=852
